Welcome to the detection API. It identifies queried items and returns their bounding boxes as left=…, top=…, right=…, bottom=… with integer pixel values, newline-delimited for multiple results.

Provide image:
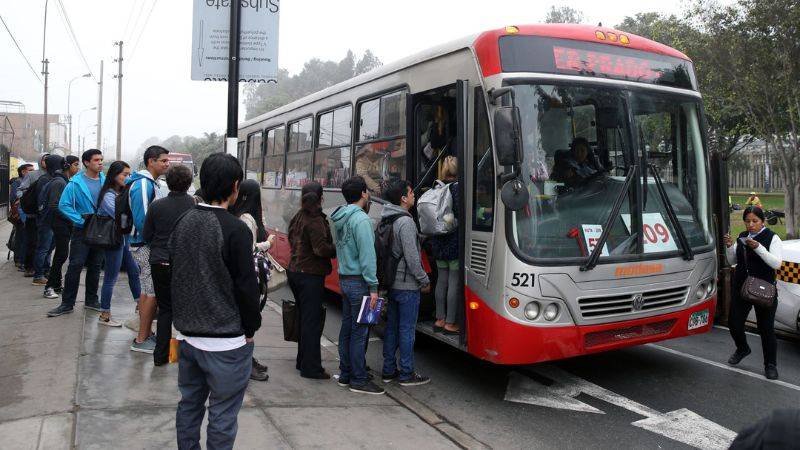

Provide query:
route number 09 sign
left=621, top=213, right=678, bottom=253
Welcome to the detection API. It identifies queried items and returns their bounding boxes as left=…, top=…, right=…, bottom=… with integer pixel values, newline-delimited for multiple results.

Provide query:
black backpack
left=19, top=178, right=40, bottom=215
left=374, top=215, right=401, bottom=292
left=115, top=183, right=134, bottom=236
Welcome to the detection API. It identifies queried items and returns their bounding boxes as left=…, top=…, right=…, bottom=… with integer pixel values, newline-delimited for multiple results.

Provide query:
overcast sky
left=1, top=0, right=697, bottom=161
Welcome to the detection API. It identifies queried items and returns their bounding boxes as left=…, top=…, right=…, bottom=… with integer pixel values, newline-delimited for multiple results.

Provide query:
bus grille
left=584, top=319, right=677, bottom=348
left=578, top=286, right=689, bottom=319
left=470, top=240, right=488, bottom=277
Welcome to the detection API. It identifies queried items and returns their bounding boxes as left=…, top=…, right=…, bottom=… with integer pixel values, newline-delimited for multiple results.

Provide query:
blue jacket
left=127, top=170, right=161, bottom=246
left=331, top=204, right=378, bottom=293
left=58, top=171, right=106, bottom=228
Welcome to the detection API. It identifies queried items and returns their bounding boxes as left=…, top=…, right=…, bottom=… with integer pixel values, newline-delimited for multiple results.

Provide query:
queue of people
left=7, top=145, right=461, bottom=447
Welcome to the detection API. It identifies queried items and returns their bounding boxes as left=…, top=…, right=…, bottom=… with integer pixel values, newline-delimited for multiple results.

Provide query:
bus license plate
left=688, top=310, right=709, bottom=330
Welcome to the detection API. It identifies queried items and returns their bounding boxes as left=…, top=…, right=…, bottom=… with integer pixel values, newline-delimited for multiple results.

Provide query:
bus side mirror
left=494, top=106, right=523, bottom=166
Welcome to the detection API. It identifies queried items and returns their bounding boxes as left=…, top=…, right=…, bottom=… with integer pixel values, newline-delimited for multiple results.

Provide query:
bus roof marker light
left=620, top=34, right=630, bottom=45
left=595, top=31, right=606, bottom=40
left=469, top=301, right=480, bottom=310
left=607, top=32, right=618, bottom=42
left=505, top=26, right=519, bottom=34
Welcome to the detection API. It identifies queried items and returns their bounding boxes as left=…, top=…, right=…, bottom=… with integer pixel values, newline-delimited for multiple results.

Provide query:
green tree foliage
left=243, top=50, right=382, bottom=120
left=617, top=1, right=800, bottom=236
left=544, top=6, right=584, bottom=24
left=135, top=132, right=224, bottom=169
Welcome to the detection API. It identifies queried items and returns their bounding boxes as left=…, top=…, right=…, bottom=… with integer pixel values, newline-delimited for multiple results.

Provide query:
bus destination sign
left=553, top=46, right=667, bottom=83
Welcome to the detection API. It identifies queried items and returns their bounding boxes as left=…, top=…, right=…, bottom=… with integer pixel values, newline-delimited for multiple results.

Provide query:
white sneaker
left=99, top=315, right=122, bottom=327
left=43, top=287, right=59, bottom=299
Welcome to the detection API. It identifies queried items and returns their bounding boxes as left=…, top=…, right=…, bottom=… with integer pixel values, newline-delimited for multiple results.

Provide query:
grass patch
left=729, top=193, right=787, bottom=239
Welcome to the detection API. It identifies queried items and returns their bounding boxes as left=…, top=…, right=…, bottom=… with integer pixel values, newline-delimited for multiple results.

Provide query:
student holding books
left=379, top=179, right=431, bottom=386
left=331, top=176, right=384, bottom=395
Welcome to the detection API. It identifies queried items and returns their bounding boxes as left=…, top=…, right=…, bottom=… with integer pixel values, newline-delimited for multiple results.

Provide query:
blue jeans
left=33, top=223, right=53, bottom=278
left=382, top=289, right=420, bottom=380
left=61, top=229, right=104, bottom=308
left=100, top=241, right=141, bottom=312
left=177, top=341, right=253, bottom=450
left=338, top=277, right=371, bottom=386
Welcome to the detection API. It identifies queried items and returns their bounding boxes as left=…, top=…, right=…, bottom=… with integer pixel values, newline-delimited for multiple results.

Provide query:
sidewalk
left=0, top=222, right=460, bottom=449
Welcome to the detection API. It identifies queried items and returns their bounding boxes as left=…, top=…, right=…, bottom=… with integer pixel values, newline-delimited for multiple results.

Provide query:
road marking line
left=646, top=343, right=800, bottom=392
left=508, top=367, right=736, bottom=449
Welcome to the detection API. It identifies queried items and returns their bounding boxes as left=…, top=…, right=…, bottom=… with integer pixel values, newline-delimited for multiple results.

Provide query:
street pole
left=225, top=0, right=242, bottom=155
left=42, top=59, right=49, bottom=153
left=113, top=41, right=123, bottom=161
left=96, top=61, right=103, bottom=150
left=67, top=73, right=91, bottom=154
left=42, top=0, right=49, bottom=154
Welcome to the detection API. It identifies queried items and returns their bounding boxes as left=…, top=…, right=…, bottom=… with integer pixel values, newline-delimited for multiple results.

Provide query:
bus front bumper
left=465, top=288, right=716, bottom=365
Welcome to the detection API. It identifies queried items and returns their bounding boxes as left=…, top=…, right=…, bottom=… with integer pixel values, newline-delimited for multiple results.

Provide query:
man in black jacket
left=170, top=153, right=261, bottom=450
left=143, top=164, right=196, bottom=366
left=39, top=155, right=70, bottom=298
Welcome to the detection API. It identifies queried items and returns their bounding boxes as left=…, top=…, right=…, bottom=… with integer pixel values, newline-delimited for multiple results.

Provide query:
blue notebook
left=357, top=296, right=385, bottom=325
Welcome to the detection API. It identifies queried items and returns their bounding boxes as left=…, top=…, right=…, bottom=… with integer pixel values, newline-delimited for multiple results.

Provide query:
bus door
left=408, top=80, right=469, bottom=346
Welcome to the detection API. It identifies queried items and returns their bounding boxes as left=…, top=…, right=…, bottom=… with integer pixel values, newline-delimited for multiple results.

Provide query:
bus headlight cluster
left=695, top=280, right=716, bottom=300
left=524, top=302, right=540, bottom=320
left=543, top=303, right=560, bottom=321
left=523, top=301, right=560, bottom=321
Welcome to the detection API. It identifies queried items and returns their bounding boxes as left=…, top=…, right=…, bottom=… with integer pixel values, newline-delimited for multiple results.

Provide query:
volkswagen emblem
left=632, top=294, right=645, bottom=311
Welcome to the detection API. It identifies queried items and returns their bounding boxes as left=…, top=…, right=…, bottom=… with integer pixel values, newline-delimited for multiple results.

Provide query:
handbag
left=739, top=243, right=776, bottom=308
left=83, top=199, right=121, bottom=250
left=281, top=298, right=327, bottom=342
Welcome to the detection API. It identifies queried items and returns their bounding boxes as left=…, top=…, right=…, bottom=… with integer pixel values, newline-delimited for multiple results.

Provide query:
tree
left=243, top=50, right=383, bottom=120
left=692, top=0, right=800, bottom=237
left=544, top=6, right=584, bottom=24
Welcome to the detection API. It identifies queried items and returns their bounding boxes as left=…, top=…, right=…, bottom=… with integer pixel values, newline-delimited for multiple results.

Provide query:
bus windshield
left=509, top=83, right=710, bottom=262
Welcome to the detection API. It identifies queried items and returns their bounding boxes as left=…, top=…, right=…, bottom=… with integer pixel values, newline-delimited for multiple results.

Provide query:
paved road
left=270, top=284, right=800, bottom=449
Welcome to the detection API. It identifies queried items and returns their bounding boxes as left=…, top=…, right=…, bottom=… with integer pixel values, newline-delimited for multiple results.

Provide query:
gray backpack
left=418, top=180, right=456, bottom=236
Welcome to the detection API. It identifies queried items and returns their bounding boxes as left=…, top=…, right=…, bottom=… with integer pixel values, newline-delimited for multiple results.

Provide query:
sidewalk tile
left=0, top=413, right=73, bottom=450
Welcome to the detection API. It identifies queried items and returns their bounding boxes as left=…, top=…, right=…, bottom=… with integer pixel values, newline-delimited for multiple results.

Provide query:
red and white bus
left=238, top=24, right=716, bottom=364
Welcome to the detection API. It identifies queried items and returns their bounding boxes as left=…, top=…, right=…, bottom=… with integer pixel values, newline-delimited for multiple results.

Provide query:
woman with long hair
left=287, top=181, right=336, bottom=379
left=724, top=206, right=783, bottom=379
left=430, top=156, right=460, bottom=335
left=229, top=179, right=274, bottom=381
left=97, top=160, right=141, bottom=326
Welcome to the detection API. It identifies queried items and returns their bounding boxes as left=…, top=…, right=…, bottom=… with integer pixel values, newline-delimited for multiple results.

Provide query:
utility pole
left=42, top=0, right=49, bottom=154
left=42, top=59, right=49, bottom=153
left=96, top=60, right=103, bottom=150
left=225, top=0, right=242, bottom=155
left=113, top=41, right=123, bottom=161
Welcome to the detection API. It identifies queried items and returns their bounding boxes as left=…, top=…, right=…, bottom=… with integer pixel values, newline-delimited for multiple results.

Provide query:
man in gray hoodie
left=380, top=179, right=431, bottom=386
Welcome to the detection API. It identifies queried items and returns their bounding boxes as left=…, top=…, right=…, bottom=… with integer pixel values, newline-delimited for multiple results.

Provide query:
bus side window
left=286, top=117, right=313, bottom=188
left=314, top=105, right=352, bottom=189
left=246, top=132, right=264, bottom=183
left=473, top=88, right=494, bottom=231
left=355, top=91, right=407, bottom=197
left=263, top=125, right=286, bottom=189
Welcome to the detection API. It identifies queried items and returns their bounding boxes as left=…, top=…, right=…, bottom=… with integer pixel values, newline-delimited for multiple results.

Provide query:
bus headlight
left=524, top=302, right=540, bottom=320
left=543, top=303, right=560, bottom=321
left=706, top=280, right=715, bottom=296
left=695, top=283, right=707, bottom=300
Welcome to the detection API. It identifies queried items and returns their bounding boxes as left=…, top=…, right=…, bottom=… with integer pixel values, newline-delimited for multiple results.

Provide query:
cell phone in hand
left=739, top=237, right=748, bottom=246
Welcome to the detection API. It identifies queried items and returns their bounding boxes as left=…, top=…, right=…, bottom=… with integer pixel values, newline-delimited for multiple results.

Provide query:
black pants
left=46, top=229, right=71, bottom=291
left=24, top=217, right=37, bottom=271
left=151, top=263, right=172, bottom=365
left=287, top=271, right=326, bottom=377
left=728, top=288, right=778, bottom=367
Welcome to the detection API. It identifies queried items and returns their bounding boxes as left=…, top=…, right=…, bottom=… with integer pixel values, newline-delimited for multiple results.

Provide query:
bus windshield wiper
left=648, top=164, right=694, bottom=261
left=581, top=165, right=636, bottom=272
